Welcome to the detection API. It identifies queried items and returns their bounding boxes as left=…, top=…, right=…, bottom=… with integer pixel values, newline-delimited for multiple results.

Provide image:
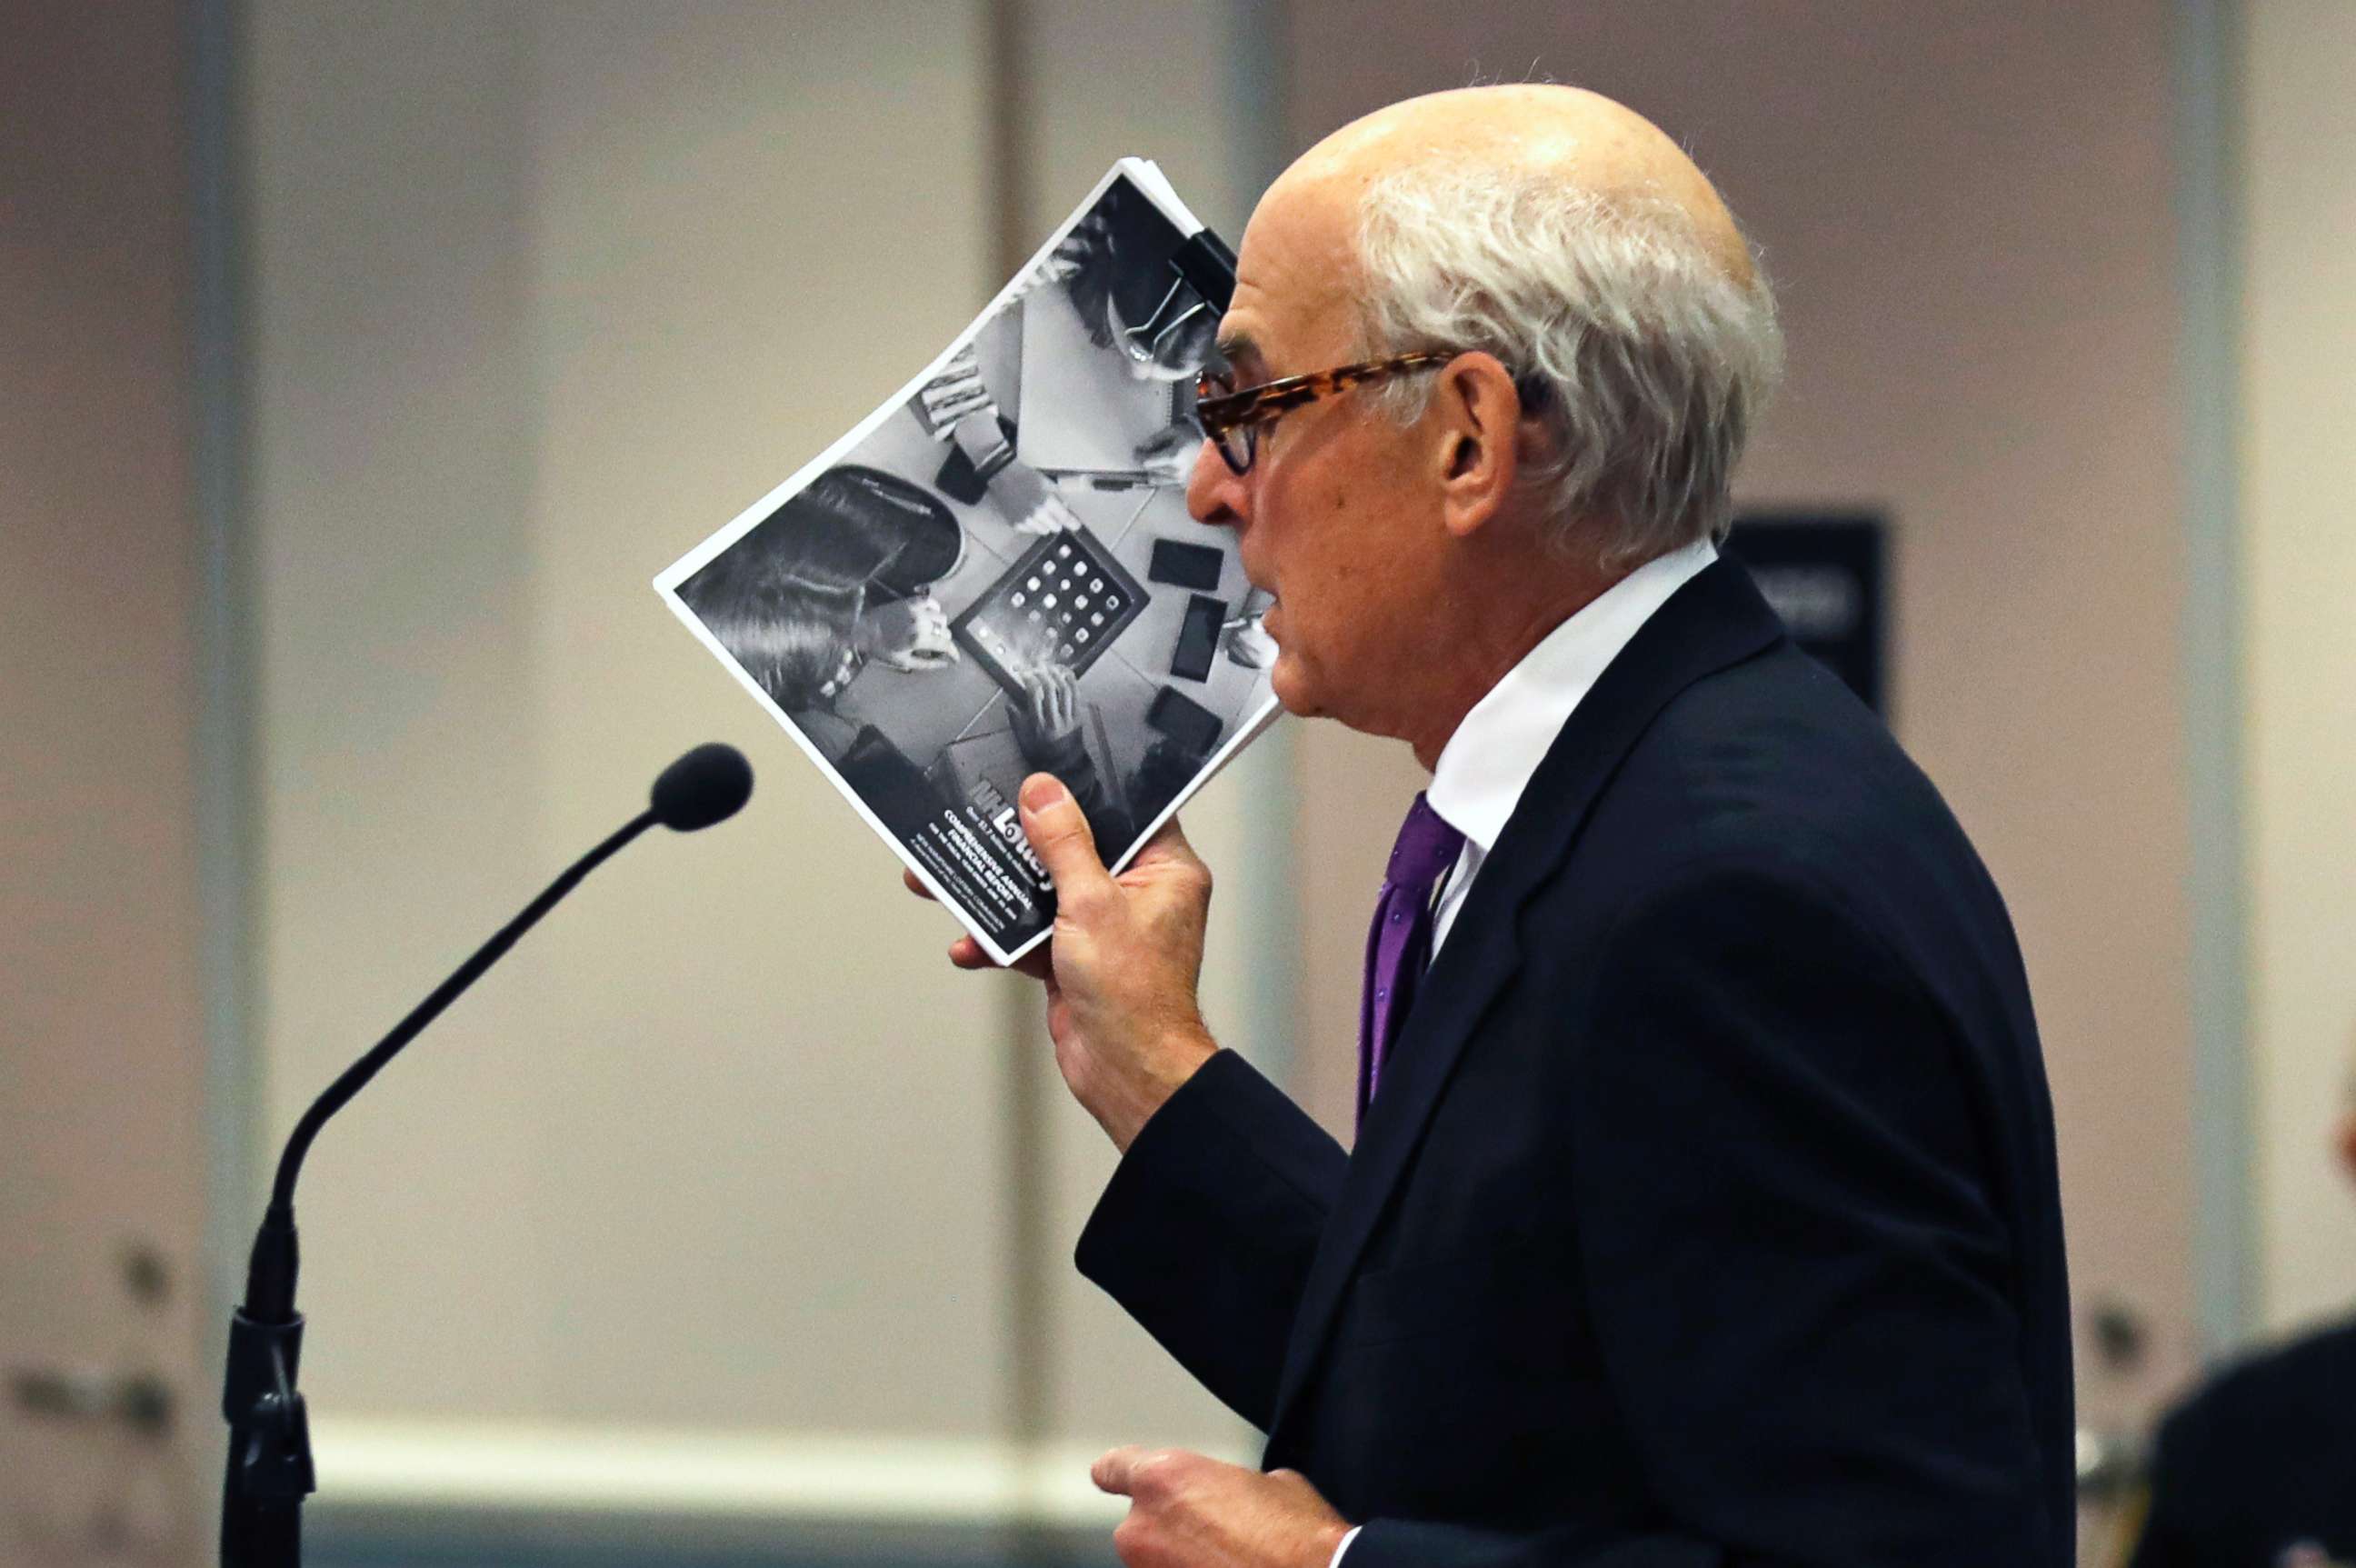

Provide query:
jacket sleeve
left=1075, top=1048, right=1349, bottom=1432
left=1352, top=853, right=2063, bottom=1568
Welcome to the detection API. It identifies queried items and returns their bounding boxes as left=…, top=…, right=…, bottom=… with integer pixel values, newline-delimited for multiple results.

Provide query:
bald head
left=1210, top=83, right=1781, bottom=573
left=1277, top=85, right=1753, bottom=290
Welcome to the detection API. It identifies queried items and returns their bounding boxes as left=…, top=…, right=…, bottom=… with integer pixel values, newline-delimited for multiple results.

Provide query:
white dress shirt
left=1325, top=537, right=1715, bottom=1568
left=1428, top=538, right=1717, bottom=954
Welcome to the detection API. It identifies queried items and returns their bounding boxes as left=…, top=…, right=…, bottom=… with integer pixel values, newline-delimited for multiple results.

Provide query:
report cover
left=655, top=161, right=1281, bottom=965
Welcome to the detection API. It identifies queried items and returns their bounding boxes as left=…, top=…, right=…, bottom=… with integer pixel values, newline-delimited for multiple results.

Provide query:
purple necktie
left=1359, top=792, right=1466, bottom=1128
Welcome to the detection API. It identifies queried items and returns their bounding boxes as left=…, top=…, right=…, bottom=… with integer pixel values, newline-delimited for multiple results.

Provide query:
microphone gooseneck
left=222, top=743, right=752, bottom=1568
left=263, top=812, right=655, bottom=1225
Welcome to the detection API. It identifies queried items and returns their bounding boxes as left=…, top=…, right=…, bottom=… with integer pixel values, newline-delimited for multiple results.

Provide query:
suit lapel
left=1264, top=559, right=1788, bottom=1445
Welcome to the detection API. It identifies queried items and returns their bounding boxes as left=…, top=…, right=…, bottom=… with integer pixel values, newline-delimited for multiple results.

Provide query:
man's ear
left=1431, top=352, right=1525, bottom=539
left=2337, top=1108, right=2356, bottom=1191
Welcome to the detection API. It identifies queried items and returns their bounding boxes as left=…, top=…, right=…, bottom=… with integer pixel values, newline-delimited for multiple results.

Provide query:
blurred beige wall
left=240, top=0, right=1263, bottom=1529
left=2242, top=0, right=2356, bottom=1335
left=243, top=0, right=1003, bottom=1453
left=1279, top=0, right=2201, bottom=1430
left=0, top=1, right=208, bottom=1553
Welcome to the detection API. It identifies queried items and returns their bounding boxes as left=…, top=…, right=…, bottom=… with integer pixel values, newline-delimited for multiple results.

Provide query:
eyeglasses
left=1192, top=352, right=1448, bottom=474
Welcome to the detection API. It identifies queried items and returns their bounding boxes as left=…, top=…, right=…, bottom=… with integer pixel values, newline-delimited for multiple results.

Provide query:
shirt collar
left=1426, top=540, right=1718, bottom=855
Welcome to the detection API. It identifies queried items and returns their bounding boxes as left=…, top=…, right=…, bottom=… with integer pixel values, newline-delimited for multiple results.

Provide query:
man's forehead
left=1218, top=175, right=1363, bottom=370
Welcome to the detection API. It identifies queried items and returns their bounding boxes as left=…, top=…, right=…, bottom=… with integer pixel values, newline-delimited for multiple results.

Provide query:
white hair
left=1355, top=161, right=1783, bottom=569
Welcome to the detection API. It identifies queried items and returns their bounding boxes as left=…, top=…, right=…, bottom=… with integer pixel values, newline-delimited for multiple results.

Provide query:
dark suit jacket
left=2129, top=1312, right=2356, bottom=1567
left=1076, top=560, right=2075, bottom=1567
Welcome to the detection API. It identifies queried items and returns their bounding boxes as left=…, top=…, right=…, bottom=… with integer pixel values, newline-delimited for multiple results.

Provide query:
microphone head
left=650, top=743, right=754, bottom=832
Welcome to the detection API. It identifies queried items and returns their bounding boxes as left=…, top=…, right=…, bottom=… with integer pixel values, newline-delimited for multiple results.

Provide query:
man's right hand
left=904, top=774, right=1216, bottom=1151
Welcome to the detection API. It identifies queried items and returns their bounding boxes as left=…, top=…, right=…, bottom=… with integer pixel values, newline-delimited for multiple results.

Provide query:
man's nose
left=1185, top=437, right=1245, bottom=531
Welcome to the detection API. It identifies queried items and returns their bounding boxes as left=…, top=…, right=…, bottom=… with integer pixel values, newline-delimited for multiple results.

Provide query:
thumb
left=1020, top=774, right=1114, bottom=914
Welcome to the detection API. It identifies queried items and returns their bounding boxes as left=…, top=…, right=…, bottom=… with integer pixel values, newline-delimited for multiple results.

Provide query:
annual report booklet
left=655, top=160, right=1282, bottom=965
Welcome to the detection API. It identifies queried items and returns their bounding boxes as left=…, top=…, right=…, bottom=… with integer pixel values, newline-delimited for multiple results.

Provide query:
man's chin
left=1269, top=657, right=1322, bottom=719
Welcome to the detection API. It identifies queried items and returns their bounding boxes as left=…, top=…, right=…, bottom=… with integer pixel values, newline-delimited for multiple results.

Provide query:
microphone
left=218, top=744, right=753, bottom=1568
left=650, top=740, right=754, bottom=831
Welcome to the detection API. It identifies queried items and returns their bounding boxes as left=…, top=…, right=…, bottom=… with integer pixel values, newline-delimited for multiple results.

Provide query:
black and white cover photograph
left=656, top=161, right=1280, bottom=964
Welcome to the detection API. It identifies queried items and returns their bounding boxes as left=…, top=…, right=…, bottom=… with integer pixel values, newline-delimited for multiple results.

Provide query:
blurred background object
left=4, top=3, right=2352, bottom=1566
left=2121, top=1036, right=2356, bottom=1566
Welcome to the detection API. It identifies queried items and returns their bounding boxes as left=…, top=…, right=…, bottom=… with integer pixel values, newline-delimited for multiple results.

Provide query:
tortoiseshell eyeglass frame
left=1193, top=351, right=1449, bottom=474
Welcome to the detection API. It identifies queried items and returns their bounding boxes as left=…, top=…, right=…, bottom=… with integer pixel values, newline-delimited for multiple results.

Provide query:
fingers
left=1047, top=666, right=1076, bottom=730
left=918, top=863, right=1055, bottom=978
left=945, top=931, right=1053, bottom=980
left=1132, top=815, right=1203, bottom=872
left=1091, top=1445, right=1151, bottom=1496
left=1133, top=427, right=1195, bottom=483
left=912, top=599, right=957, bottom=664
left=1019, top=774, right=1113, bottom=914
left=912, top=870, right=1041, bottom=974
left=882, top=602, right=960, bottom=670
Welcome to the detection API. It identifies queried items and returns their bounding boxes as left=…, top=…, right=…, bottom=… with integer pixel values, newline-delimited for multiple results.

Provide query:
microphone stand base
left=220, top=1309, right=314, bottom=1568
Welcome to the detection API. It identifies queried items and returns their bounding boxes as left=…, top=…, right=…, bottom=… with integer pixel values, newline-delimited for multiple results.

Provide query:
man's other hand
left=903, top=773, right=1215, bottom=1149
left=1093, top=1447, right=1350, bottom=1568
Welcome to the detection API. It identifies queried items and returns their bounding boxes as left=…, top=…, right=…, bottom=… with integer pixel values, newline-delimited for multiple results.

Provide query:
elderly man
left=916, top=85, right=2073, bottom=1568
